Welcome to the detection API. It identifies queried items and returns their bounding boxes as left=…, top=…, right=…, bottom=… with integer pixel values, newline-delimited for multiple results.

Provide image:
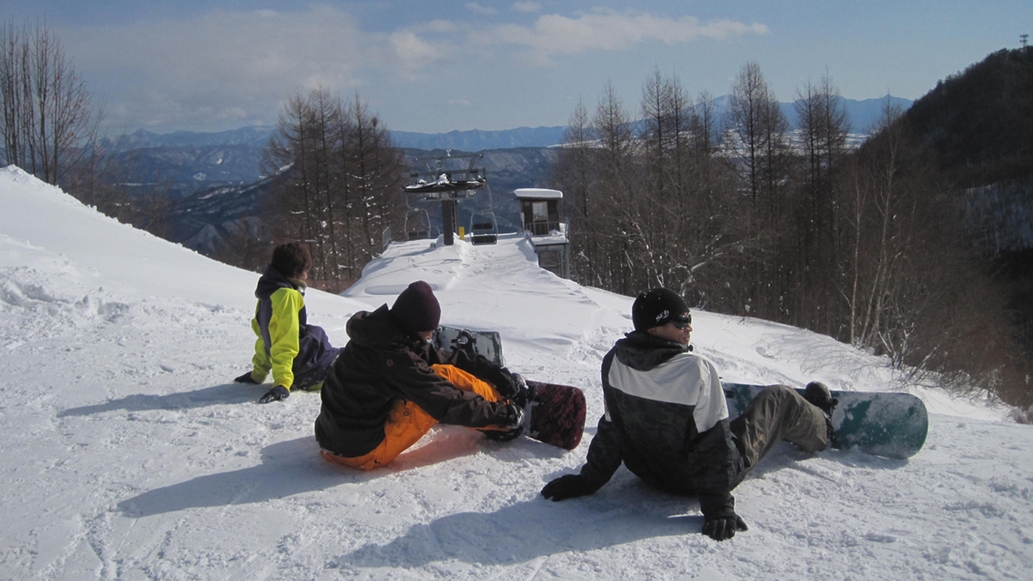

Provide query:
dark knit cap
left=390, top=281, right=441, bottom=333
left=632, top=288, right=690, bottom=331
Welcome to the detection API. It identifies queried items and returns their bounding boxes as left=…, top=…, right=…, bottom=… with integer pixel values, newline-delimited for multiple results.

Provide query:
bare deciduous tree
left=344, top=93, right=405, bottom=282
left=0, top=21, right=97, bottom=186
left=549, top=64, right=1030, bottom=409
left=552, top=99, right=601, bottom=286
left=593, top=82, right=640, bottom=295
left=792, top=72, right=850, bottom=330
left=726, top=62, right=792, bottom=319
left=262, top=89, right=405, bottom=292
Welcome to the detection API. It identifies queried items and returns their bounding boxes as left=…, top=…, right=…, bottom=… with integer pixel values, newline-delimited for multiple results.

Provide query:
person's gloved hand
left=511, top=372, right=527, bottom=390
left=258, top=385, right=290, bottom=403
left=485, top=402, right=524, bottom=442
left=699, top=493, right=748, bottom=541
left=501, top=401, right=524, bottom=428
left=541, top=474, right=592, bottom=501
left=487, top=366, right=518, bottom=398
left=234, top=371, right=260, bottom=384
left=701, top=512, right=748, bottom=541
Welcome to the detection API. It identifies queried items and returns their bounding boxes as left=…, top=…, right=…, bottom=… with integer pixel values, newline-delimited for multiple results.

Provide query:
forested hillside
left=903, top=47, right=1033, bottom=404
left=549, top=60, right=1033, bottom=410
left=907, top=48, right=1033, bottom=186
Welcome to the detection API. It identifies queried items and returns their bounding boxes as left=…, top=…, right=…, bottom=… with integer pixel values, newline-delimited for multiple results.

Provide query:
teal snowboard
left=723, top=383, right=929, bottom=459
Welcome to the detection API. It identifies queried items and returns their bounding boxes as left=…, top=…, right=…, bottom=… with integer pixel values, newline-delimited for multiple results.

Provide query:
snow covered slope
left=1, top=165, right=1029, bottom=580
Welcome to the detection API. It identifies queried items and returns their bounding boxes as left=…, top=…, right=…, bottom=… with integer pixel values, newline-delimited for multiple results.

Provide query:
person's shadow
left=115, top=437, right=370, bottom=517
left=68, top=382, right=358, bottom=518
left=115, top=423, right=501, bottom=518
left=57, top=383, right=261, bottom=418
left=333, top=479, right=705, bottom=569
left=330, top=443, right=908, bottom=568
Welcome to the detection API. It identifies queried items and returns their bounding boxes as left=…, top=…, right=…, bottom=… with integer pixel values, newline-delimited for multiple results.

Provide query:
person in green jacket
left=234, top=243, right=340, bottom=403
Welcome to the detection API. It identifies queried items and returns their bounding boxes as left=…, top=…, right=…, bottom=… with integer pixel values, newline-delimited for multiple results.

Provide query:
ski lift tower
left=404, top=152, right=486, bottom=246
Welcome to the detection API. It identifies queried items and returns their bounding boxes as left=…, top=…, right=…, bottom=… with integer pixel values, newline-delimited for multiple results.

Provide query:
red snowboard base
left=524, top=381, right=587, bottom=450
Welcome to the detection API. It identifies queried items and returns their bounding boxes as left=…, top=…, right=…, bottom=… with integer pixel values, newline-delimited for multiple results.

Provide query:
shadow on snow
left=57, top=383, right=261, bottom=417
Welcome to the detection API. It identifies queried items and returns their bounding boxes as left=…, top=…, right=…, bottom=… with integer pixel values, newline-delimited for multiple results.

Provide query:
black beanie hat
left=390, top=281, right=441, bottom=333
left=632, top=288, right=689, bottom=331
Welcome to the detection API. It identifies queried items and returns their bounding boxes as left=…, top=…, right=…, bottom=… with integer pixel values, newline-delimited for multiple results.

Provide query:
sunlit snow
left=1, top=165, right=1028, bottom=580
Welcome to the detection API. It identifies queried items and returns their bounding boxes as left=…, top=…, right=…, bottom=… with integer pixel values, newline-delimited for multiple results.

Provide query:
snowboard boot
left=510, top=373, right=534, bottom=409
left=512, top=375, right=537, bottom=433
left=804, top=381, right=838, bottom=447
left=453, top=330, right=478, bottom=358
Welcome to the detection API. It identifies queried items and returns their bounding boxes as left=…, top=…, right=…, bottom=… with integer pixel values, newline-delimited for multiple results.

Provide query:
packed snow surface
left=1, top=165, right=1030, bottom=580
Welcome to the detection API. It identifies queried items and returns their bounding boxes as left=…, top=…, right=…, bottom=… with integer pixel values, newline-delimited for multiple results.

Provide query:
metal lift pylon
left=404, top=151, right=486, bottom=246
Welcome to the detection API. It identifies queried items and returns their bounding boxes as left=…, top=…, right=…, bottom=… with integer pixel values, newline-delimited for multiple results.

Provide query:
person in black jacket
left=315, top=281, right=527, bottom=470
left=541, top=287, right=837, bottom=541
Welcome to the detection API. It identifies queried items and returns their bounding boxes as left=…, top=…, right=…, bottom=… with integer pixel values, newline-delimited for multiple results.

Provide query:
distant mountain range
left=106, top=95, right=913, bottom=154
left=103, top=126, right=275, bottom=151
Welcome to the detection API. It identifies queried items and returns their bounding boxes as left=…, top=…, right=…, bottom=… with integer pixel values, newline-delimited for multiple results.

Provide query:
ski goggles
left=671, top=314, right=692, bottom=329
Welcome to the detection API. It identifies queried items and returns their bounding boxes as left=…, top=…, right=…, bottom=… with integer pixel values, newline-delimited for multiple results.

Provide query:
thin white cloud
left=424, top=19, right=459, bottom=34
left=511, top=2, right=542, bottom=13
left=389, top=31, right=451, bottom=79
left=465, top=3, right=498, bottom=16
left=475, top=9, right=768, bottom=64
left=51, top=5, right=771, bottom=133
left=58, top=6, right=455, bottom=130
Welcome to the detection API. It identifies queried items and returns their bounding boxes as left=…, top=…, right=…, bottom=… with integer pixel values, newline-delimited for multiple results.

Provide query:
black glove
left=234, top=371, right=260, bottom=384
left=258, top=385, right=290, bottom=404
left=485, top=402, right=524, bottom=442
left=699, top=493, right=748, bottom=541
left=511, top=372, right=527, bottom=390
left=487, top=366, right=518, bottom=399
left=541, top=474, right=592, bottom=501
left=702, top=513, right=748, bottom=541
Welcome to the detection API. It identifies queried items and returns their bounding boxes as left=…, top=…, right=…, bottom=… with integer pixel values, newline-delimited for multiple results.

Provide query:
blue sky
left=6, top=1, right=1031, bottom=134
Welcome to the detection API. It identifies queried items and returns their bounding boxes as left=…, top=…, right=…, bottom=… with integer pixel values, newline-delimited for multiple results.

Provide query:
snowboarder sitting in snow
left=541, top=287, right=837, bottom=541
left=234, top=242, right=340, bottom=404
left=314, top=280, right=528, bottom=470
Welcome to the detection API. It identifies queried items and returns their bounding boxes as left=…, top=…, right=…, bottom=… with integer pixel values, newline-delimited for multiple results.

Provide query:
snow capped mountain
left=1, top=165, right=1028, bottom=580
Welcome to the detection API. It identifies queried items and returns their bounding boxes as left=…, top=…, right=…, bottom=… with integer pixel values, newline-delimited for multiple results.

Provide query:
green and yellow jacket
left=247, top=265, right=338, bottom=391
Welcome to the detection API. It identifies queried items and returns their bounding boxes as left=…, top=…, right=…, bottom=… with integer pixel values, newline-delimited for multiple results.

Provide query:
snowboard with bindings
left=434, top=326, right=587, bottom=450
left=723, top=382, right=929, bottom=459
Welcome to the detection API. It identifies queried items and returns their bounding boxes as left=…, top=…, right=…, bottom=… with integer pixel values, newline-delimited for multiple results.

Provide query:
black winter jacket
left=314, top=305, right=515, bottom=458
left=579, top=331, right=745, bottom=517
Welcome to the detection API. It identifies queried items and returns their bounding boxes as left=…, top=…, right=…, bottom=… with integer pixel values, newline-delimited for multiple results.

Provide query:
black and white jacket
left=578, top=331, right=745, bottom=517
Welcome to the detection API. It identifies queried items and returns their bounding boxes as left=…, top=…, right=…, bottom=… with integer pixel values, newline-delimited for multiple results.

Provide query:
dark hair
left=270, top=243, right=312, bottom=278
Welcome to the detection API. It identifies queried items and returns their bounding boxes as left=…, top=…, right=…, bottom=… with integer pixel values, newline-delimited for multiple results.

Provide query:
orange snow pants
left=320, top=364, right=501, bottom=470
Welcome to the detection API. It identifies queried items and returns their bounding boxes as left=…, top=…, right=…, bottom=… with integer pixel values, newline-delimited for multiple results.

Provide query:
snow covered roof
left=514, top=187, right=562, bottom=199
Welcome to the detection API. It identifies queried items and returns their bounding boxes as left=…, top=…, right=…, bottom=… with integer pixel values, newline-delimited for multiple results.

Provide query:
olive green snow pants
left=729, top=385, right=830, bottom=473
